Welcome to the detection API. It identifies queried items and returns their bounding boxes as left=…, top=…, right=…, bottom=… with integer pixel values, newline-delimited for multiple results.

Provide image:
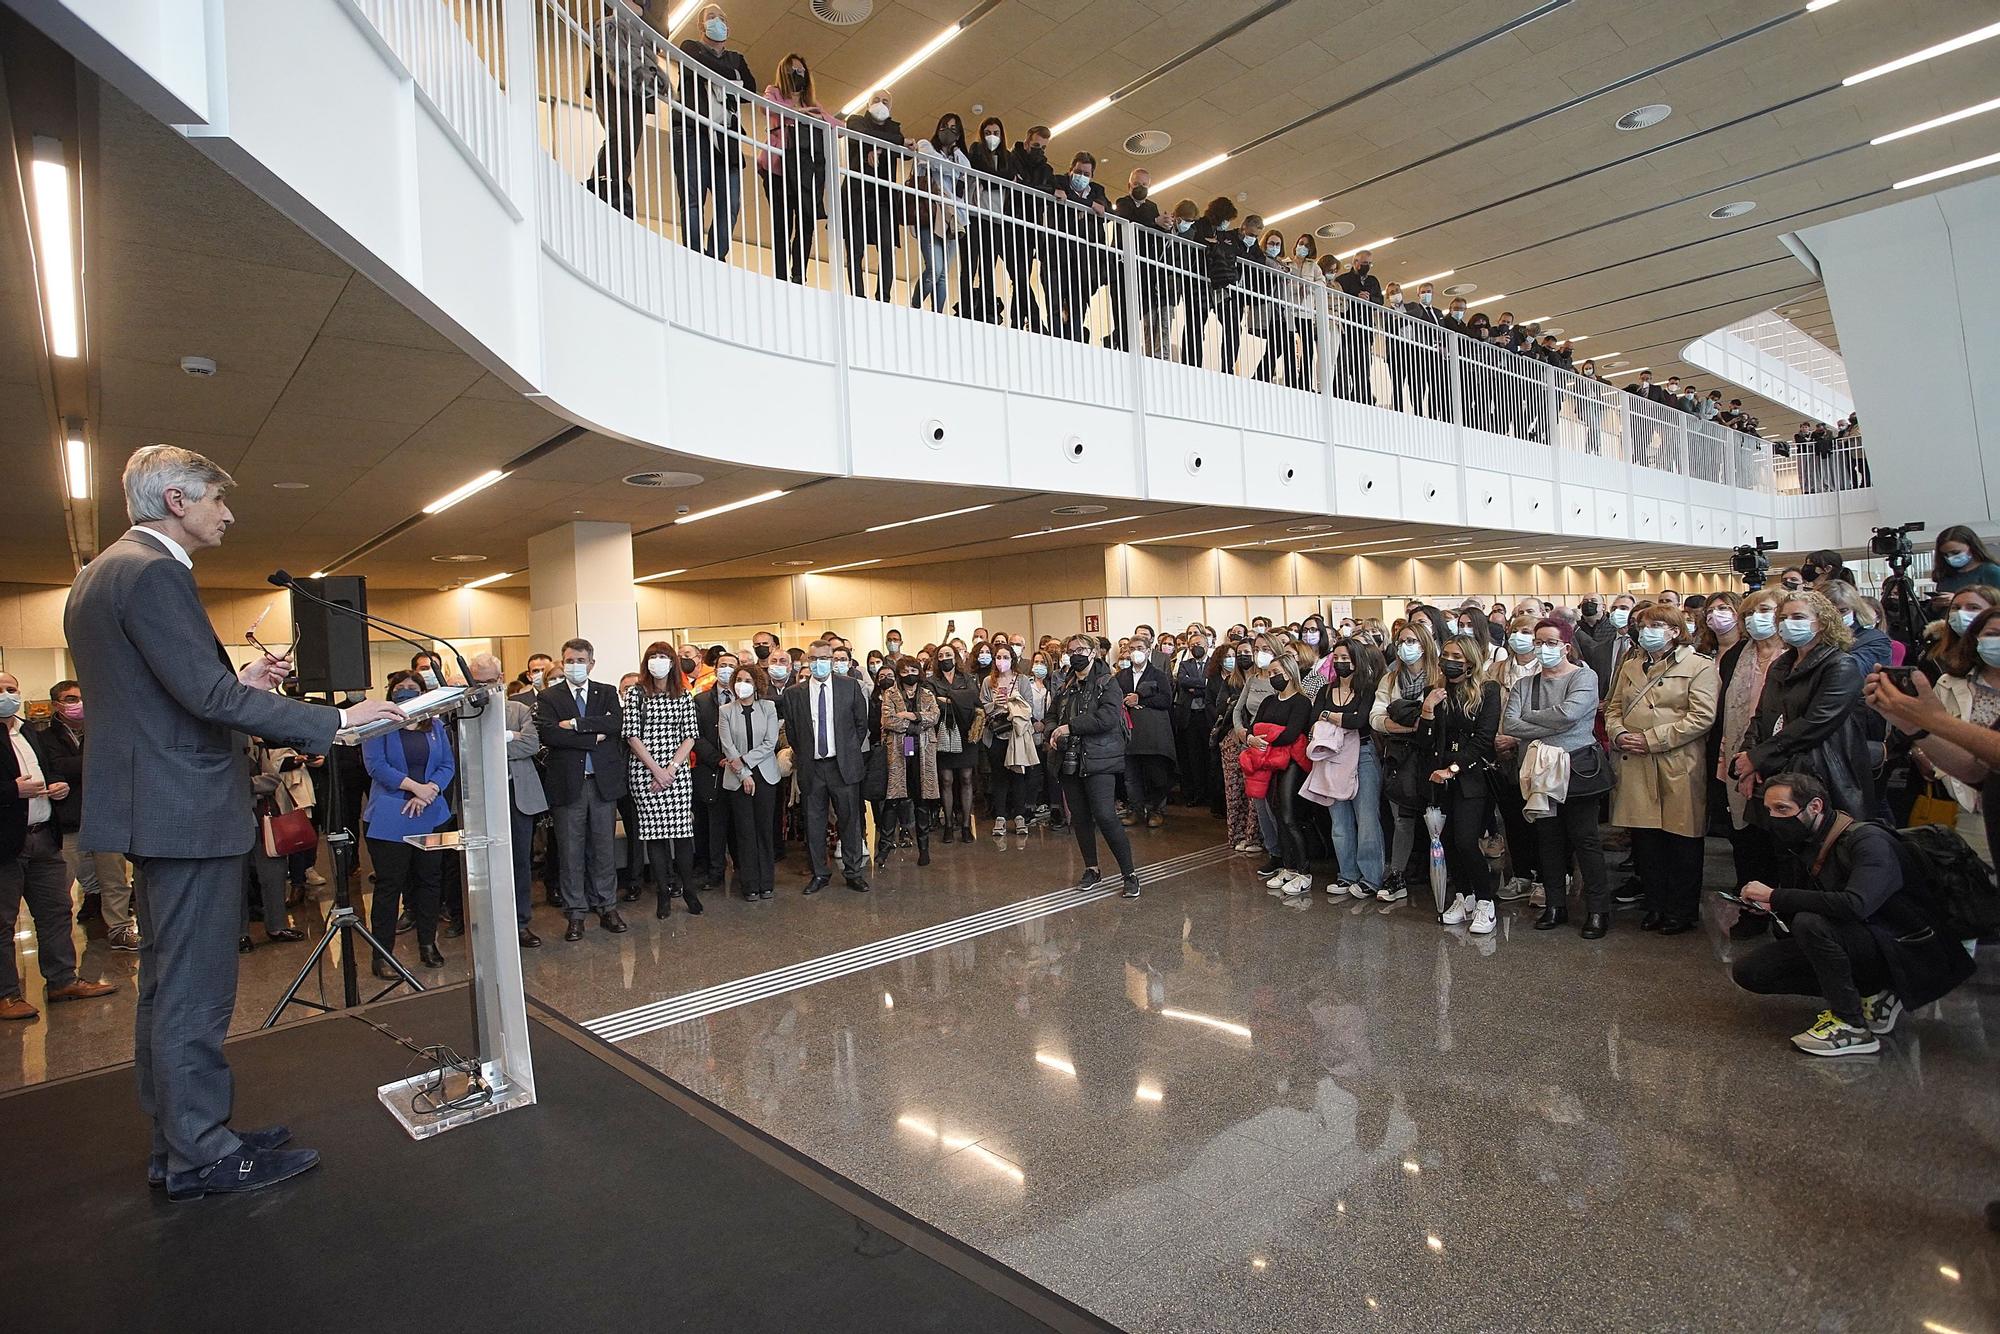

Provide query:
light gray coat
left=719, top=696, right=782, bottom=789
left=505, top=696, right=548, bottom=816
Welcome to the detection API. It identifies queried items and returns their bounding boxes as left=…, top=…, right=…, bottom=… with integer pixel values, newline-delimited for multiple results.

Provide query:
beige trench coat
left=1604, top=646, right=1720, bottom=838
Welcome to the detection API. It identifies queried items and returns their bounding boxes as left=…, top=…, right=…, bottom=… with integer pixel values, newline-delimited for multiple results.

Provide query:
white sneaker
left=1791, top=1010, right=1880, bottom=1058
left=1014, top=816, right=1029, bottom=835
left=1329, top=878, right=1354, bottom=897
left=1440, top=893, right=1472, bottom=925
left=1470, top=900, right=1497, bottom=935
left=1349, top=880, right=1375, bottom=900
left=1376, top=880, right=1407, bottom=903
left=1283, top=874, right=1312, bottom=896
left=1265, top=868, right=1296, bottom=890
left=1861, top=991, right=1903, bottom=1035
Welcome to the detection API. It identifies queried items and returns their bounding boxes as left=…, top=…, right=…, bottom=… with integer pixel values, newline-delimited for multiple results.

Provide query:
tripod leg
left=349, top=919, right=426, bottom=998
left=263, top=917, right=351, bottom=1027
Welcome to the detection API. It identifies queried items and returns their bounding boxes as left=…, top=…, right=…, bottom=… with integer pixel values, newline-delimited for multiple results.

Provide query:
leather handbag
left=259, top=803, right=318, bottom=859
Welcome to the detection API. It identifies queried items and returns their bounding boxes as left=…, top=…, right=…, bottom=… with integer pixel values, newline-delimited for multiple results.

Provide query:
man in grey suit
left=470, top=653, right=547, bottom=949
left=64, top=446, right=404, bottom=1200
left=778, top=640, right=870, bottom=893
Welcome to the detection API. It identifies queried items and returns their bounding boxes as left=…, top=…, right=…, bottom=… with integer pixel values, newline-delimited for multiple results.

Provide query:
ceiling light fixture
left=1133, top=524, right=1255, bottom=543
left=29, top=139, right=80, bottom=359
left=1263, top=200, right=1317, bottom=225
left=863, top=503, right=994, bottom=532
left=663, top=0, right=701, bottom=32
left=1464, top=293, right=1510, bottom=308
left=422, top=469, right=508, bottom=514
left=1844, top=20, right=2000, bottom=86
left=308, top=571, right=328, bottom=579
left=674, top=488, right=789, bottom=524
left=1405, top=269, right=1456, bottom=287
left=461, top=570, right=514, bottom=590
left=1805, top=0, right=1840, bottom=10
left=635, top=568, right=688, bottom=583
left=806, top=558, right=882, bottom=574
left=1521, top=314, right=1554, bottom=325
left=1050, top=96, right=1113, bottom=136
left=1299, top=537, right=1415, bottom=553
left=63, top=425, right=89, bottom=500
left=1010, top=514, right=1143, bottom=539
left=1871, top=95, right=2000, bottom=144
left=1334, top=236, right=1395, bottom=261
left=1895, top=150, right=2000, bottom=190
left=841, top=2, right=998, bottom=115
left=1150, top=153, right=1233, bottom=192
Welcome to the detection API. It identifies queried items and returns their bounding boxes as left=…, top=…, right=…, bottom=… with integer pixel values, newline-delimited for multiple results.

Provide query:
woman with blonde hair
left=1731, top=589, right=1873, bottom=818
left=1246, top=651, right=1316, bottom=894
left=1421, top=632, right=1502, bottom=933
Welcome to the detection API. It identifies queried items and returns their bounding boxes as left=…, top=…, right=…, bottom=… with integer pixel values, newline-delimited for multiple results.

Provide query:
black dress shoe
left=238, top=935, right=254, bottom=953
left=683, top=891, right=704, bottom=916
left=1640, top=911, right=1665, bottom=931
left=265, top=927, right=306, bottom=944
left=564, top=917, right=585, bottom=942
left=803, top=877, right=828, bottom=896
left=1659, top=917, right=1698, bottom=936
left=396, top=911, right=413, bottom=935
left=846, top=876, right=870, bottom=893
left=372, top=957, right=400, bottom=980
left=599, top=909, right=629, bottom=934
left=418, top=942, right=445, bottom=968
left=518, top=927, right=542, bottom=948
left=1580, top=912, right=1610, bottom=940
left=165, top=1146, right=320, bottom=1201
left=76, top=892, right=102, bottom=924
left=440, top=916, right=464, bottom=939
left=657, top=898, right=674, bottom=919
left=619, top=886, right=641, bottom=903
left=1533, top=907, right=1568, bottom=931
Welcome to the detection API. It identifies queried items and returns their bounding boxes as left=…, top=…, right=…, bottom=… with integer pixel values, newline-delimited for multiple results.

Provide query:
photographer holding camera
left=1046, top=634, right=1141, bottom=898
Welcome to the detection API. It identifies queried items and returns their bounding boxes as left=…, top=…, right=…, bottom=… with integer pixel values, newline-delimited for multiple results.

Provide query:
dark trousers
left=1260, top=764, right=1309, bottom=872
left=1631, top=827, right=1705, bottom=922
left=697, top=794, right=733, bottom=885
left=671, top=127, right=743, bottom=261
left=1061, top=771, right=1135, bottom=877
left=510, top=803, right=538, bottom=928
left=1536, top=796, right=1609, bottom=912
left=1175, top=712, right=1212, bottom=806
left=368, top=838, right=441, bottom=953
left=638, top=838, right=696, bottom=908
left=959, top=217, right=1001, bottom=321
left=1732, top=911, right=1887, bottom=1027
left=728, top=783, right=777, bottom=894
left=1124, top=753, right=1174, bottom=815
left=800, top=758, right=865, bottom=881
left=759, top=168, right=816, bottom=283
left=1442, top=786, right=1495, bottom=902
left=1727, top=818, right=1784, bottom=888
left=842, top=185, right=897, bottom=300
left=1496, top=783, right=1539, bottom=884
left=616, top=794, right=641, bottom=890
left=989, top=755, right=1033, bottom=820
left=0, top=827, right=78, bottom=997
left=555, top=788, right=618, bottom=916
left=588, top=76, right=651, bottom=218
left=1180, top=286, right=1211, bottom=365
left=131, top=853, right=246, bottom=1172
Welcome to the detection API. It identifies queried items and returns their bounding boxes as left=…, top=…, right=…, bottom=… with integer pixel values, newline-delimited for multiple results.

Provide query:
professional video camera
left=1869, top=521, right=1924, bottom=563
left=1731, top=537, right=1780, bottom=591
left=1872, top=521, right=1927, bottom=651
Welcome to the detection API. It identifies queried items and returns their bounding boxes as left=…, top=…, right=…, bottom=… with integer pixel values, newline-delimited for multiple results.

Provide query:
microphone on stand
left=269, top=570, right=477, bottom=693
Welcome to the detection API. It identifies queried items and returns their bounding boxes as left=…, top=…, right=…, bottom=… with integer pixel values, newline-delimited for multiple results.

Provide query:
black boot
left=916, top=819, right=931, bottom=868
left=1580, top=912, right=1610, bottom=940
left=681, top=885, right=703, bottom=915
left=657, top=891, right=673, bottom=920
left=1533, top=906, right=1568, bottom=931
left=877, top=831, right=893, bottom=865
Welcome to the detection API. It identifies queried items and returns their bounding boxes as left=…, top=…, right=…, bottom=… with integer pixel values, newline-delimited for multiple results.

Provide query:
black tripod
left=264, top=712, right=423, bottom=1026
left=1879, top=557, right=1924, bottom=659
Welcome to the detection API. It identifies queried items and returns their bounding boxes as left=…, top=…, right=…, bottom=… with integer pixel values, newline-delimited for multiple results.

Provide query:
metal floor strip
left=585, top=844, right=1235, bottom=1042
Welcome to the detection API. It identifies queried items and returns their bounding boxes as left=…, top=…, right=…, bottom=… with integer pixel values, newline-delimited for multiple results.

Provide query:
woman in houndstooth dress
left=624, top=643, right=701, bottom=918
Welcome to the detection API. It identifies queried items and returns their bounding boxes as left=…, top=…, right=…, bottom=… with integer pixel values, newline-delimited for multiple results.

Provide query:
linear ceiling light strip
left=1048, top=0, right=1299, bottom=139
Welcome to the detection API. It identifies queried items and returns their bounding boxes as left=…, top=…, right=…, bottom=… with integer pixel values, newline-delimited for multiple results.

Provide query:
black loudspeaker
left=291, top=575, right=372, bottom=695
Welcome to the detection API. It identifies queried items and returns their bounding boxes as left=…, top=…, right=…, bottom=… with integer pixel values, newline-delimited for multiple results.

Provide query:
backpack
left=1894, top=823, right=2000, bottom=939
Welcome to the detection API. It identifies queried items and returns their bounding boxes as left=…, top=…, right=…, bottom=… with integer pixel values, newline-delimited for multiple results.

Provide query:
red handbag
left=259, top=803, right=318, bottom=859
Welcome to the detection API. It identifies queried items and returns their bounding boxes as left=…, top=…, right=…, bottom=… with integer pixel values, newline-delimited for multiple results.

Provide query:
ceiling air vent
left=1443, top=282, right=1476, bottom=296
left=431, top=553, right=488, bottom=564
left=1314, top=221, right=1355, bottom=240
left=1708, top=200, right=1757, bottom=220
left=1050, top=503, right=1107, bottom=515
left=1123, top=130, right=1173, bottom=156
left=623, top=470, right=706, bottom=489
left=810, top=0, right=873, bottom=25
left=1615, top=103, right=1672, bottom=131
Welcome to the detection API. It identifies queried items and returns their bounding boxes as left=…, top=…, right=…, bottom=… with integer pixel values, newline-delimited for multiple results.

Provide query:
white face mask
left=983, top=132, right=1000, bottom=150
left=1421, top=292, right=1433, bottom=305
left=562, top=662, right=590, bottom=685
left=1536, top=643, right=1564, bottom=668
left=646, top=656, right=672, bottom=680
left=868, top=101, right=889, bottom=122
left=1131, top=649, right=1149, bottom=667
left=734, top=680, right=756, bottom=699
left=1389, top=294, right=1404, bottom=306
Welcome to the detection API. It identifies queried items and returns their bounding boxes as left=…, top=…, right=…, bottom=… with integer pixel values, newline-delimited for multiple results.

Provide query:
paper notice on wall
left=1324, top=598, right=1353, bottom=622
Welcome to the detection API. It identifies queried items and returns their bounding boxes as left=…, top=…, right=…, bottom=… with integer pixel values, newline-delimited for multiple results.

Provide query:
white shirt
left=131, top=525, right=193, bottom=568
left=7, top=719, right=51, bottom=826
left=809, top=676, right=837, bottom=759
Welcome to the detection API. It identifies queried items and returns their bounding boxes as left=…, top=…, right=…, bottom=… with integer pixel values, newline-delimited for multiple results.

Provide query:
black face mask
left=1354, top=262, right=1370, bottom=274
left=1580, top=600, right=1599, bottom=618
left=1067, top=652, right=1090, bottom=673
left=1801, top=563, right=1821, bottom=582
left=1441, top=660, right=1468, bottom=680
left=1130, top=184, right=1147, bottom=201
left=788, top=68, right=808, bottom=93
left=938, top=126, right=959, bottom=146
left=1769, top=806, right=1821, bottom=849
left=680, top=658, right=697, bottom=674
left=1332, top=660, right=1354, bottom=679
left=754, top=644, right=772, bottom=660
left=899, top=674, right=919, bottom=688
left=939, top=657, right=955, bottom=670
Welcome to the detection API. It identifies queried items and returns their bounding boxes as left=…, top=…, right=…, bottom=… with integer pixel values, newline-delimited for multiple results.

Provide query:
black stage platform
left=2, top=985, right=1115, bottom=1333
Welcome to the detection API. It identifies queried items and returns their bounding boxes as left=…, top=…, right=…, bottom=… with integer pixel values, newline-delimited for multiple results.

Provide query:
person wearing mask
left=1164, top=199, right=1211, bottom=364
left=1117, top=635, right=1178, bottom=828
left=1932, top=525, right=2000, bottom=593
left=1713, top=590, right=1788, bottom=938
left=1422, top=632, right=1502, bottom=934
left=1108, top=168, right=1161, bottom=353
left=1247, top=652, right=1316, bottom=895
left=981, top=644, right=1038, bottom=836
left=779, top=641, right=871, bottom=894
left=1370, top=615, right=1443, bottom=903
left=1801, top=549, right=1857, bottom=592
left=1504, top=621, right=1612, bottom=937
left=1730, top=772, right=1972, bottom=1056
left=690, top=651, right=738, bottom=892
left=1318, top=637, right=1387, bottom=898
left=40, top=681, right=138, bottom=950
left=1199, top=198, right=1245, bottom=372
left=718, top=664, right=781, bottom=900
left=1212, top=641, right=1255, bottom=850
left=1005, top=126, right=1058, bottom=334
left=842, top=88, right=909, bottom=301
left=1047, top=636, right=1141, bottom=897
left=1047, top=151, right=1110, bottom=342
left=362, top=672, right=455, bottom=975
left=1403, top=280, right=1446, bottom=418
left=1606, top=604, right=1719, bottom=935
left=1380, top=281, right=1423, bottom=414
left=931, top=643, right=980, bottom=840
left=1582, top=593, right=1638, bottom=694
left=671, top=5, right=755, bottom=260
left=1172, top=631, right=1214, bottom=809
left=1491, top=613, right=1546, bottom=903
left=0, top=672, right=116, bottom=1021
left=1245, top=226, right=1292, bottom=383
left=1923, top=584, right=2000, bottom=681
left=585, top=1, right=668, bottom=218
left=1572, top=595, right=1612, bottom=654
left=1822, top=581, right=1892, bottom=679
left=880, top=656, right=940, bottom=864
left=536, top=638, right=629, bottom=942
left=910, top=112, right=972, bottom=313
left=1333, top=249, right=1382, bottom=403
left=623, top=643, right=701, bottom=919
left=1276, top=234, right=1323, bottom=389
left=758, top=53, right=837, bottom=284
left=1732, top=590, right=1873, bottom=824
left=960, top=117, right=1014, bottom=322
left=1918, top=608, right=2000, bottom=822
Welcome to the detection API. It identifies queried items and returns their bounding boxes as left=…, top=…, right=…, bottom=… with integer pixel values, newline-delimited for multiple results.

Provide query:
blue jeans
left=1328, top=741, right=1385, bottom=887
left=911, top=227, right=951, bottom=311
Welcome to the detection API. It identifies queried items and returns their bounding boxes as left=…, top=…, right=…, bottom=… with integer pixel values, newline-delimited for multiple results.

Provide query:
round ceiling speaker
left=623, top=470, right=706, bottom=488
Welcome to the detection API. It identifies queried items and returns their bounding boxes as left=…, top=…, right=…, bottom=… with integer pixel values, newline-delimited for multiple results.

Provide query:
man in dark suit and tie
left=64, top=446, right=404, bottom=1200
left=535, top=637, right=628, bottom=941
left=779, top=640, right=869, bottom=893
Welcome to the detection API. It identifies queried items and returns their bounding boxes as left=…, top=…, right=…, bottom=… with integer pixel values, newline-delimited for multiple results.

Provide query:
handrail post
left=822, top=116, right=854, bottom=476
left=1121, top=218, right=1149, bottom=490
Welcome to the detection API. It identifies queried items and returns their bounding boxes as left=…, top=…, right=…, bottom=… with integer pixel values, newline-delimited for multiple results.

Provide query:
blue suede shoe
left=149, top=1125, right=294, bottom=1188
left=163, top=1144, right=318, bottom=1201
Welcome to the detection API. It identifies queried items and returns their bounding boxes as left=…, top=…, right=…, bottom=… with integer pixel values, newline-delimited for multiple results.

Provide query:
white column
left=527, top=521, right=640, bottom=673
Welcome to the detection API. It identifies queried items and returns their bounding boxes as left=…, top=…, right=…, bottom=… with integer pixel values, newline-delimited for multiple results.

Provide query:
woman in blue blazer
left=362, top=672, right=456, bottom=975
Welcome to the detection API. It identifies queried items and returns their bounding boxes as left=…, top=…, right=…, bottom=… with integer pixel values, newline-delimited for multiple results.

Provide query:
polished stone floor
left=6, top=815, right=1997, bottom=1333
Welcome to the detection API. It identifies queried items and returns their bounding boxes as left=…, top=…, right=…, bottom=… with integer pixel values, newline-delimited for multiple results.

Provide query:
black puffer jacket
left=1747, top=640, right=1874, bottom=815
left=1055, top=661, right=1128, bottom=777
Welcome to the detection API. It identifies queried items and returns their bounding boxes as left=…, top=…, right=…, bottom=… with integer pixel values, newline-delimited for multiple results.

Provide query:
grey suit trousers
left=555, top=790, right=617, bottom=916
left=131, top=853, right=246, bottom=1172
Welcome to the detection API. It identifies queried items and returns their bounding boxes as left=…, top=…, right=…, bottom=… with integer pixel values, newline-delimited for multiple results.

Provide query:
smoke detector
left=180, top=355, right=218, bottom=377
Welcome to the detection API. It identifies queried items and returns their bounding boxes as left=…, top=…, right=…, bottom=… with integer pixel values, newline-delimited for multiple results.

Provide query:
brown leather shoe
left=0, top=995, right=38, bottom=1021
left=46, top=979, right=118, bottom=1003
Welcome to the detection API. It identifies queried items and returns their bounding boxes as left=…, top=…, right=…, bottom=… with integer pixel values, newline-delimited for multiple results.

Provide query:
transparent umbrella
left=1423, top=803, right=1449, bottom=916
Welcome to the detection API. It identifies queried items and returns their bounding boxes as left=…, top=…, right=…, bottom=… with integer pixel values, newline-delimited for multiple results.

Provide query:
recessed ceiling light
left=1443, top=282, right=1477, bottom=296
left=807, top=558, right=881, bottom=574
left=1615, top=103, right=1672, bottom=131
left=634, top=568, right=687, bottom=583
left=1286, top=523, right=1336, bottom=533
left=1895, top=150, right=2000, bottom=191
left=423, top=468, right=507, bottom=514
left=1314, top=221, right=1356, bottom=240
left=461, top=570, right=513, bottom=590
left=430, top=553, right=489, bottom=563
left=272, top=481, right=310, bottom=490
left=675, top=488, right=788, bottom=524
left=28, top=141, right=78, bottom=360
left=1843, top=19, right=2000, bottom=87
left=1871, top=95, right=2000, bottom=145
left=623, top=470, right=705, bottom=489
left=775, top=559, right=817, bottom=567
left=1708, top=200, right=1757, bottom=219
left=1011, top=514, right=1144, bottom=540
left=1151, top=152, right=1231, bottom=192
left=864, top=503, right=995, bottom=532
left=839, top=15, right=975, bottom=115
left=1123, top=129, right=1172, bottom=156
left=1465, top=293, right=1509, bottom=308
left=1132, top=524, right=1255, bottom=544
left=1050, top=503, right=1108, bottom=515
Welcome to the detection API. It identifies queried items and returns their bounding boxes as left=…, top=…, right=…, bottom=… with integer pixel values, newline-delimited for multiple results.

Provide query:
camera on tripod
left=1731, top=537, right=1780, bottom=591
left=1870, top=521, right=1925, bottom=566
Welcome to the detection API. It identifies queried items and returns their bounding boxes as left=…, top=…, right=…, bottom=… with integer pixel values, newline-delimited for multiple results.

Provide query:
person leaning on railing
left=1005, top=126, right=1058, bottom=334
left=911, top=113, right=972, bottom=313
left=841, top=89, right=909, bottom=301
left=1046, top=152, right=1109, bottom=343
left=757, top=52, right=838, bottom=285
left=960, top=117, right=1014, bottom=322
left=670, top=5, right=755, bottom=261
left=1108, top=167, right=1163, bottom=353
left=585, top=2, right=669, bottom=218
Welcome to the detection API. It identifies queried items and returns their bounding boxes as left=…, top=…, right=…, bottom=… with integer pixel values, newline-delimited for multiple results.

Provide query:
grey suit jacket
left=718, top=697, right=782, bottom=789
left=63, top=530, right=341, bottom=858
left=505, top=697, right=549, bottom=816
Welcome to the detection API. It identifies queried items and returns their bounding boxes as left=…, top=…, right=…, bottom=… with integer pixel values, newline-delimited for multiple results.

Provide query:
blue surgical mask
left=977, top=652, right=993, bottom=667
left=1302, top=630, right=1320, bottom=646
left=562, top=662, right=589, bottom=686
left=1979, top=638, right=2000, bottom=669
left=1778, top=615, right=1817, bottom=647
left=832, top=660, right=850, bottom=675
left=1608, top=608, right=1630, bottom=629
left=1177, top=219, right=1193, bottom=234
left=1507, top=631, right=1534, bottom=655
left=704, top=17, right=727, bottom=41
left=1947, top=550, right=1973, bottom=569
left=1117, top=657, right=1131, bottom=670
left=1396, top=642, right=1423, bottom=666
left=1536, top=643, right=1564, bottom=668
left=769, top=662, right=792, bottom=682
left=1637, top=626, right=1670, bottom=654
left=0, top=691, right=19, bottom=719
left=1070, top=172, right=1091, bottom=192
left=717, top=665, right=735, bottom=686
left=1951, top=608, right=1979, bottom=635
left=1222, top=655, right=1237, bottom=672
left=1031, top=662, right=1048, bottom=679
left=1840, top=610, right=1856, bottom=628
left=391, top=691, right=421, bottom=706
left=811, top=659, right=833, bottom=680
left=1253, top=650, right=1274, bottom=670
left=1745, top=610, right=1778, bottom=641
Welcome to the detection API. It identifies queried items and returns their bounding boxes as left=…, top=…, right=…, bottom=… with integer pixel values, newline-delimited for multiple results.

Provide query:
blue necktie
left=817, top=682, right=830, bottom=758
left=578, top=687, right=593, bottom=775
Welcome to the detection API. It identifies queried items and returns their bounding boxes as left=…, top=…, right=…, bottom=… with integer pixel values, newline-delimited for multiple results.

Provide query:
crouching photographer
left=1047, top=635, right=1141, bottom=898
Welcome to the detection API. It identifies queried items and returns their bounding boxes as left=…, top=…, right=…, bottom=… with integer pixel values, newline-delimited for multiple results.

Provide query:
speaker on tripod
left=291, top=575, right=373, bottom=694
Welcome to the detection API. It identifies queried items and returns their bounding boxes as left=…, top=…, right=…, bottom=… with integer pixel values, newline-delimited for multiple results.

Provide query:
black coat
left=37, top=718, right=86, bottom=833
left=779, top=674, right=870, bottom=788
left=691, top=684, right=728, bottom=803
left=1747, top=641, right=1874, bottom=816
left=1113, top=662, right=1177, bottom=760
left=1054, top=663, right=1128, bottom=777
left=535, top=680, right=628, bottom=805
left=0, top=722, right=63, bottom=861
left=1335, top=269, right=1382, bottom=303
left=1417, top=681, right=1500, bottom=800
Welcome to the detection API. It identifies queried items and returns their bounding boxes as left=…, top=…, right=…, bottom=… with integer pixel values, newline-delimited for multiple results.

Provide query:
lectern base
left=376, top=1066, right=535, bottom=1140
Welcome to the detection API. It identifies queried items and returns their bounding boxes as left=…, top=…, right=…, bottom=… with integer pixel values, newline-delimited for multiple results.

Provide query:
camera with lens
left=1869, top=521, right=1925, bottom=565
left=1058, top=734, right=1082, bottom=777
left=1731, top=537, right=1779, bottom=591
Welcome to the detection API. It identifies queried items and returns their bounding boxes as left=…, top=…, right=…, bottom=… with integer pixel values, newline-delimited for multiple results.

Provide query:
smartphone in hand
left=1879, top=665, right=1919, bottom=697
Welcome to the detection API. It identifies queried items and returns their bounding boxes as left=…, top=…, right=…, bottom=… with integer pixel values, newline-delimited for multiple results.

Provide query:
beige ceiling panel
left=316, top=277, right=465, bottom=354
left=268, top=336, right=486, bottom=427
left=97, top=355, right=291, bottom=439
left=91, top=240, right=345, bottom=380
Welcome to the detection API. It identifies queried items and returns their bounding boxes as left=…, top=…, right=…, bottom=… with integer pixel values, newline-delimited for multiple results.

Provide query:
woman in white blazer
left=719, top=668, right=783, bottom=900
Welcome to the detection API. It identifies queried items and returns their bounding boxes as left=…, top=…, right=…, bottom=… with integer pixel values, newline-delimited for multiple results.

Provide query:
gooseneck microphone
left=269, top=570, right=475, bottom=691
